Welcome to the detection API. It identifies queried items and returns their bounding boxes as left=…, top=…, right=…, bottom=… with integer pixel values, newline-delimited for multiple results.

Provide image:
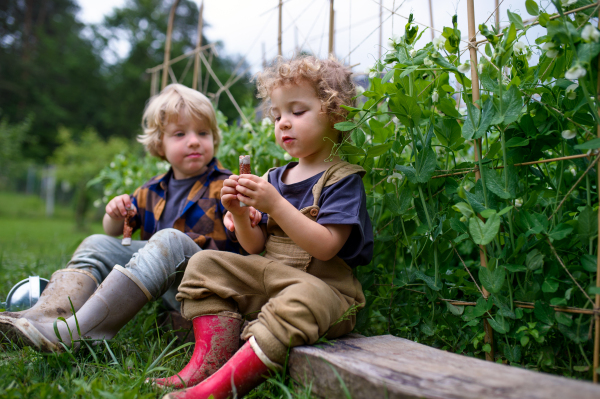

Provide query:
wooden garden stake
left=192, top=1, right=203, bottom=91
left=428, top=0, right=434, bottom=40
left=594, top=6, right=600, bottom=384
left=278, top=0, right=282, bottom=56
left=467, top=0, right=494, bottom=362
left=329, top=0, right=335, bottom=57
left=162, top=0, right=180, bottom=90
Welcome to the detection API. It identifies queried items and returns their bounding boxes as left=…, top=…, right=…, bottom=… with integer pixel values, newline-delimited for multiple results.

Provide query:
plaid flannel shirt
left=129, top=158, right=239, bottom=252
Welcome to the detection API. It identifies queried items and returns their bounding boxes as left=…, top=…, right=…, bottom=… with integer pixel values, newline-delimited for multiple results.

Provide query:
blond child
left=0, top=84, right=259, bottom=351
left=155, top=57, right=373, bottom=399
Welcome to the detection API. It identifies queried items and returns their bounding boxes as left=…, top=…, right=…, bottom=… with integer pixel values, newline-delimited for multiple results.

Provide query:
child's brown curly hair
left=255, top=56, right=356, bottom=133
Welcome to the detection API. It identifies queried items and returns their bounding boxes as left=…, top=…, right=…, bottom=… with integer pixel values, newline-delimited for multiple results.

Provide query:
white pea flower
left=457, top=61, right=471, bottom=74
left=502, top=75, right=511, bottom=85
left=432, top=89, right=439, bottom=102
left=261, top=118, right=272, bottom=127
left=566, top=83, right=578, bottom=99
left=243, top=123, right=252, bottom=131
left=515, top=198, right=523, bottom=207
left=243, top=143, right=252, bottom=152
left=514, top=41, right=526, bottom=54
left=477, top=62, right=484, bottom=74
left=388, top=35, right=401, bottom=48
left=542, top=42, right=559, bottom=58
left=93, top=199, right=102, bottom=208
left=110, top=162, right=115, bottom=168
left=409, top=48, right=417, bottom=57
left=367, top=67, right=378, bottom=79
left=561, top=0, right=577, bottom=6
left=356, top=85, right=366, bottom=95
left=569, top=166, right=577, bottom=176
left=386, top=172, right=403, bottom=185
left=565, top=64, right=587, bottom=80
left=392, top=116, right=400, bottom=124
left=433, top=36, right=446, bottom=51
left=424, top=57, right=434, bottom=67
left=582, top=24, right=600, bottom=43
left=430, top=51, right=440, bottom=58
left=124, top=177, right=133, bottom=187
left=561, top=129, right=577, bottom=140
left=283, top=153, right=292, bottom=161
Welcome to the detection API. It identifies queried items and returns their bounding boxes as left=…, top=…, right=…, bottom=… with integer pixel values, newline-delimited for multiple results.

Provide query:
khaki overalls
left=176, top=161, right=366, bottom=364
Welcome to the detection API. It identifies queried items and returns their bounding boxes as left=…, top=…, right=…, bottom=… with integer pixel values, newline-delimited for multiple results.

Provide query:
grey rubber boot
left=0, top=269, right=98, bottom=347
left=4, top=267, right=150, bottom=352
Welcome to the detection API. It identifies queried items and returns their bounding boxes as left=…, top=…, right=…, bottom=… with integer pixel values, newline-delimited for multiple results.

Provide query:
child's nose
left=279, top=115, right=291, bottom=129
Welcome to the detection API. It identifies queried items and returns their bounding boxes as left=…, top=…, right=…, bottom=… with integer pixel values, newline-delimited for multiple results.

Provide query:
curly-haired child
left=0, top=84, right=259, bottom=351
left=154, top=56, right=374, bottom=399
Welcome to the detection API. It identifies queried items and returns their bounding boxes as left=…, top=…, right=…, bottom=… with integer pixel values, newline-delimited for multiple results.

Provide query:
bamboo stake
left=495, top=0, right=500, bottom=31
left=192, top=1, right=204, bottom=91
left=329, top=0, right=335, bottom=57
left=594, top=5, right=600, bottom=383
left=378, top=0, right=382, bottom=59
left=162, top=0, right=180, bottom=90
left=428, top=0, right=434, bottom=41
left=146, top=44, right=215, bottom=73
left=278, top=0, right=283, bottom=56
left=466, top=0, right=494, bottom=362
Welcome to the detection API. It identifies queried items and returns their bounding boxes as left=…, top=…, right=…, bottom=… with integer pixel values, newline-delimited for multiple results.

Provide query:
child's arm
left=221, top=176, right=267, bottom=254
left=236, top=175, right=351, bottom=260
left=103, top=194, right=135, bottom=237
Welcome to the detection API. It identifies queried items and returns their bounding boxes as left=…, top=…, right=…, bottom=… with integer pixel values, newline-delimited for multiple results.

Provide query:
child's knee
left=149, top=228, right=187, bottom=243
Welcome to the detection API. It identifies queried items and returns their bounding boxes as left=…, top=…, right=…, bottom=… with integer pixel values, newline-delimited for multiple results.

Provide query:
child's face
left=270, top=80, right=338, bottom=163
left=159, top=111, right=215, bottom=179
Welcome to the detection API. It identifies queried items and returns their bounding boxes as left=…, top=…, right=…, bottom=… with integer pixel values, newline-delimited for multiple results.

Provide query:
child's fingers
left=237, top=178, right=259, bottom=191
left=223, top=177, right=239, bottom=187
left=221, top=186, right=238, bottom=196
left=237, top=193, right=254, bottom=206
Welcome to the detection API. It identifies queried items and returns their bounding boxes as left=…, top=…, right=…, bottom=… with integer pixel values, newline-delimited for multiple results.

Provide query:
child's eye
left=175, top=131, right=185, bottom=137
left=274, top=116, right=281, bottom=122
left=198, top=131, right=209, bottom=136
left=293, top=111, right=306, bottom=116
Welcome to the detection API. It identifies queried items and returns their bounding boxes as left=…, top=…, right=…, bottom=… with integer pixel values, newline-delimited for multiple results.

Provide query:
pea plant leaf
left=534, top=301, right=554, bottom=326
left=479, top=266, right=505, bottom=294
left=499, top=85, right=523, bottom=125
left=389, top=92, right=421, bottom=127
left=462, top=98, right=496, bottom=140
left=469, top=213, right=500, bottom=245
left=481, top=166, right=512, bottom=199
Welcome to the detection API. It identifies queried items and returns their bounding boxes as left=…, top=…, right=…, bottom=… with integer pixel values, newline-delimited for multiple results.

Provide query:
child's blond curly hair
left=255, top=56, right=356, bottom=131
left=138, top=84, right=221, bottom=160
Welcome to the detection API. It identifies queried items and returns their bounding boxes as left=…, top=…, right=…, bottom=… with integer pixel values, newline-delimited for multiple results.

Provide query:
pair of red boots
left=154, top=314, right=280, bottom=399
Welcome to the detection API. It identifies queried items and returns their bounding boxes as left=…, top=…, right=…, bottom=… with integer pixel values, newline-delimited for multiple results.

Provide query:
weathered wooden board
left=289, top=335, right=600, bottom=399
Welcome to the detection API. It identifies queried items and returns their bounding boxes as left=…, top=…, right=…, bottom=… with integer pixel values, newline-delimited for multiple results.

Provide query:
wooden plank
left=289, top=335, right=600, bottom=399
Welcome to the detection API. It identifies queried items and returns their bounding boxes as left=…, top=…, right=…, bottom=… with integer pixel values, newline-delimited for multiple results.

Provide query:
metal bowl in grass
left=1, top=276, right=48, bottom=312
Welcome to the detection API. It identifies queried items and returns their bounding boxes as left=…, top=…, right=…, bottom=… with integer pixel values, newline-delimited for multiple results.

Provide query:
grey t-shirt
left=260, top=162, right=373, bottom=267
left=157, top=172, right=207, bottom=231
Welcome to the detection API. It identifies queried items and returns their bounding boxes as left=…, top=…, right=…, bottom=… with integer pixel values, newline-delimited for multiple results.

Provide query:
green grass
left=0, top=192, right=316, bottom=398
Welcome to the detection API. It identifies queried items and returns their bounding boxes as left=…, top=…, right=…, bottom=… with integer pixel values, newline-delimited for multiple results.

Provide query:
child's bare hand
left=221, top=176, right=247, bottom=216
left=223, top=208, right=262, bottom=232
left=105, top=194, right=136, bottom=220
left=236, top=174, right=282, bottom=214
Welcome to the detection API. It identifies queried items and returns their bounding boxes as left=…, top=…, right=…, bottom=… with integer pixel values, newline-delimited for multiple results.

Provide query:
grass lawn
left=0, top=192, right=311, bottom=398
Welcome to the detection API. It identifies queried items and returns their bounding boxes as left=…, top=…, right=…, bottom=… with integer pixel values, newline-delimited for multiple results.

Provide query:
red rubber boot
left=153, top=314, right=242, bottom=389
left=163, top=336, right=280, bottom=399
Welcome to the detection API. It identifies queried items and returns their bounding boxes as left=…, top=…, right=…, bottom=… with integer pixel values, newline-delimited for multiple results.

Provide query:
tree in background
left=0, top=0, right=109, bottom=160
left=0, top=0, right=255, bottom=163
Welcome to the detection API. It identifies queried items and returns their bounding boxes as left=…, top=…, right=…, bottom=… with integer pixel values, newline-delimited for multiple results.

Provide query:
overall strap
left=311, top=161, right=366, bottom=206
left=261, top=168, right=277, bottom=182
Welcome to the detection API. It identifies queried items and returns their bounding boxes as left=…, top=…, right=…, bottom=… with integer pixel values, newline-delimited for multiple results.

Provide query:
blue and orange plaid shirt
left=129, top=158, right=239, bottom=252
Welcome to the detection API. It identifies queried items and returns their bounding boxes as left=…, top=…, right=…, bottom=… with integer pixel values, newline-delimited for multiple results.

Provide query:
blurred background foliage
left=0, top=0, right=255, bottom=162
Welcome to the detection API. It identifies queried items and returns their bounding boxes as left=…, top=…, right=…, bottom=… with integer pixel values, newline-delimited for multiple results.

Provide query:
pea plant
left=337, top=1, right=600, bottom=378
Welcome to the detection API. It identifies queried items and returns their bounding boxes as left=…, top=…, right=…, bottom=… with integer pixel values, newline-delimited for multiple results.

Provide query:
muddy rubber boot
left=0, top=269, right=98, bottom=347
left=5, top=267, right=150, bottom=352
left=163, top=337, right=280, bottom=399
left=153, top=313, right=242, bottom=389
